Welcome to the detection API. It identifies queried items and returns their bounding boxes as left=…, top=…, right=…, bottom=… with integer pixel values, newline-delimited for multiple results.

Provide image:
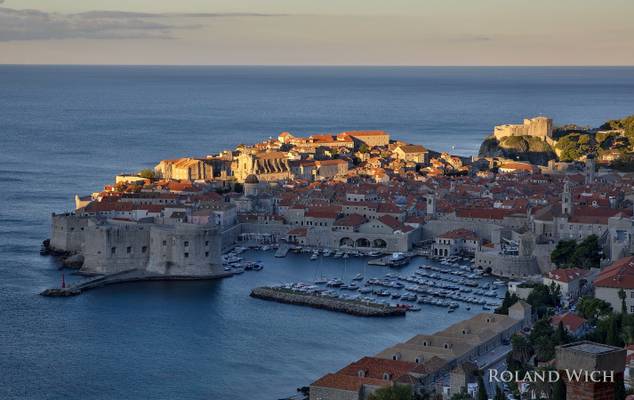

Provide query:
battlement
left=493, top=116, right=553, bottom=141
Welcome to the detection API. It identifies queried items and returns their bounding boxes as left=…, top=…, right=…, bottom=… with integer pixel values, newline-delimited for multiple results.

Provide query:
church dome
left=244, top=174, right=259, bottom=184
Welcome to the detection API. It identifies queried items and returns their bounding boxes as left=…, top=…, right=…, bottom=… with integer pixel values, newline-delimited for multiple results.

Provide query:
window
left=631, top=306, right=634, bottom=313
left=126, top=246, right=132, bottom=254
left=184, top=252, right=189, bottom=258
left=205, top=252, right=209, bottom=257
left=205, top=241, right=209, bottom=246
left=415, top=357, right=422, bottom=364
left=162, top=240, right=167, bottom=246
left=142, top=246, right=147, bottom=253
left=184, top=241, right=189, bottom=247
left=357, top=370, right=366, bottom=378
left=111, top=247, right=116, bottom=255
left=382, top=373, right=391, bottom=381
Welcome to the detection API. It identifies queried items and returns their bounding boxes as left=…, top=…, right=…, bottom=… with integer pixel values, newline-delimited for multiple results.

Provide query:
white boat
left=310, top=254, right=318, bottom=261
left=352, top=273, right=363, bottom=281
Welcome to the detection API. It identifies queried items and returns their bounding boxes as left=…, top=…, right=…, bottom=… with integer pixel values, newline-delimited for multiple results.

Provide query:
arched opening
left=340, top=237, right=354, bottom=247
left=373, top=238, right=387, bottom=248
left=356, top=238, right=371, bottom=248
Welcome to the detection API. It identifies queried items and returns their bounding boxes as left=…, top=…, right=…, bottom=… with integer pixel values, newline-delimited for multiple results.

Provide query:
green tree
left=510, top=334, right=533, bottom=366
left=550, top=239, right=577, bottom=267
left=527, top=284, right=558, bottom=317
left=570, top=235, right=602, bottom=268
left=554, top=320, right=571, bottom=345
left=138, top=168, right=156, bottom=180
left=359, top=143, right=370, bottom=153
left=606, top=314, right=621, bottom=346
left=576, top=296, right=612, bottom=322
left=530, top=318, right=556, bottom=362
left=495, top=291, right=519, bottom=315
left=368, top=385, right=413, bottom=400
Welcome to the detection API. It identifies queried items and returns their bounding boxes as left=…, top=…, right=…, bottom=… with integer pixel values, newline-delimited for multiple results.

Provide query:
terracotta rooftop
left=310, top=373, right=389, bottom=392
left=438, top=228, right=478, bottom=241
left=550, top=312, right=587, bottom=332
left=337, top=356, right=417, bottom=381
left=547, top=268, right=589, bottom=283
left=595, top=256, right=634, bottom=289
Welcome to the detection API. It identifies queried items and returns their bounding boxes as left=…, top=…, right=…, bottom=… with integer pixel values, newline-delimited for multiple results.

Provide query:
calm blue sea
left=1, top=66, right=633, bottom=400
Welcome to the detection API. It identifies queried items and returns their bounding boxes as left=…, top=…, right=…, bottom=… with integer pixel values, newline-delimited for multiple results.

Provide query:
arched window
left=383, top=373, right=392, bottom=380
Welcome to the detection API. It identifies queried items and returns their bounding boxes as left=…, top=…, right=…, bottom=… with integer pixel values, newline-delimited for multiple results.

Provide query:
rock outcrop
left=479, top=135, right=557, bottom=166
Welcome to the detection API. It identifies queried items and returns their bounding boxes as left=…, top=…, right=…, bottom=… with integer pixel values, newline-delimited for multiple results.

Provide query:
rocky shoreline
left=250, top=287, right=406, bottom=317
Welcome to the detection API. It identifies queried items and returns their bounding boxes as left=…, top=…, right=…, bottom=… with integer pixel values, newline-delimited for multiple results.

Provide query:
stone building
left=555, top=341, right=626, bottom=400
left=340, top=130, right=390, bottom=148
left=154, top=158, right=214, bottom=181
left=393, top=145, right=429, bottom=164
left=492, top=116, right=553, bottom=141
left=50, top=214, right=224, bottom=278
left=594, top=256, right=634, bottom=313
left=432, top=229, right=480, bottom=257
left=234, top=151, right=291, bottom=182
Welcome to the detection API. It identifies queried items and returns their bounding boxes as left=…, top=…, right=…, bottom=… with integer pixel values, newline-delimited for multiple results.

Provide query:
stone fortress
left=492, top=116, right=553, bottom=142
left=50, top=214, right=224, bottom=278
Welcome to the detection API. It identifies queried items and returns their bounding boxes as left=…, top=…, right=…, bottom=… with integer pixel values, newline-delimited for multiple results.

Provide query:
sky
left=1, top=0, right=633, bottom=65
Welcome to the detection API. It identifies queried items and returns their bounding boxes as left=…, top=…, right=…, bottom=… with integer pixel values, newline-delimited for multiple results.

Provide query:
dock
left=40, top=269, right=234, bottom=297
left=367, top=254, right=411, bottom=267
left=250, top=287, right=406, bottom=317
left=275, top=243, right=290, bottom=258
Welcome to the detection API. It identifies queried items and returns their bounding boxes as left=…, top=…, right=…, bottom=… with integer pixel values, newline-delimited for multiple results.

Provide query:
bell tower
left=562, top=180, right=572, bottom=216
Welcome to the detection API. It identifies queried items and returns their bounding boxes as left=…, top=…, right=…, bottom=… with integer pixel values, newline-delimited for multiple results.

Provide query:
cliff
left=478, top=135, right=557, bottom=165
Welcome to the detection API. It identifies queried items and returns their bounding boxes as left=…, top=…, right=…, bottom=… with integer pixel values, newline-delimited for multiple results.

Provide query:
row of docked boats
left=271, top=282, right=422, bottom=311
left=221, top=248, right=264, bottom=274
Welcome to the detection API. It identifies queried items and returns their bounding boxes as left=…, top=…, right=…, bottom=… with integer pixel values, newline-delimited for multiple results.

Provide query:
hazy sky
left=1, top=0, right=633, bottom=65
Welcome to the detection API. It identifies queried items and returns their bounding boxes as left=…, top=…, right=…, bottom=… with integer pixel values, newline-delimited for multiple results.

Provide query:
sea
left=1, top=66, right=633, bottom=400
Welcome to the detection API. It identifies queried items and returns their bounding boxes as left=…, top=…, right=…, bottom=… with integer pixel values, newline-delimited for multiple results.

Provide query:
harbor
left=222, top=245, right=506, bottom=316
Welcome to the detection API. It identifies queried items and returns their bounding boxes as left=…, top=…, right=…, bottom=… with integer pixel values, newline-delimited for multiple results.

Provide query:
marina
left=222, top=245, right=505, bottom=315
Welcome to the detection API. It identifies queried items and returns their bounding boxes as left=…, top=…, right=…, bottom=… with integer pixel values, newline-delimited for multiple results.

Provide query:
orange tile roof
left=310, top=373, right=389, bottom=392
left=547, top=268, right=589, bottom=283
left=550, top=312, right=587, bottom=332
left=595, top=256, right=634, bottom=289
left=338, top=357, right=417, bottom=381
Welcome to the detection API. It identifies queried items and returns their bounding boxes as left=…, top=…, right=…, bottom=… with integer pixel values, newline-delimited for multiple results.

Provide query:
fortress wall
left=50, top=213, right=89, bottom=253
left=475, top=251, right=539, bottom=278
left=147, top=224, right=223, bottom=276
left=81, top=222, right=150, bottom=274
left=492, top=117, right=553, bottom=141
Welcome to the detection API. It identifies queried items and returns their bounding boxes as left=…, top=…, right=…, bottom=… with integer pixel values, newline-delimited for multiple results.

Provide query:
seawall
left=250, top=287, right=406, bottom=317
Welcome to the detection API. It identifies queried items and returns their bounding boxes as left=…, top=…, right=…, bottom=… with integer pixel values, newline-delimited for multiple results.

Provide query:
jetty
left=275, top=243, right=290, bottom=258
left=250, top=287, right=406, bottom=317
left=40, top=269, right=234, bottom=297
left=367, top=253, right=411, bottom=267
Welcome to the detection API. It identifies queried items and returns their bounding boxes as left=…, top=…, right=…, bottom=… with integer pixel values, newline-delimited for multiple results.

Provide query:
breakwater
left=40, top=269, right=234, bottom=297
left=250, top=287, right=406, bottom=317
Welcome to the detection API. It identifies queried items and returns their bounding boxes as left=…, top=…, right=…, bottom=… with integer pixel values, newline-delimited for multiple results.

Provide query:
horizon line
left=2, top=63, right=634, bottom=68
